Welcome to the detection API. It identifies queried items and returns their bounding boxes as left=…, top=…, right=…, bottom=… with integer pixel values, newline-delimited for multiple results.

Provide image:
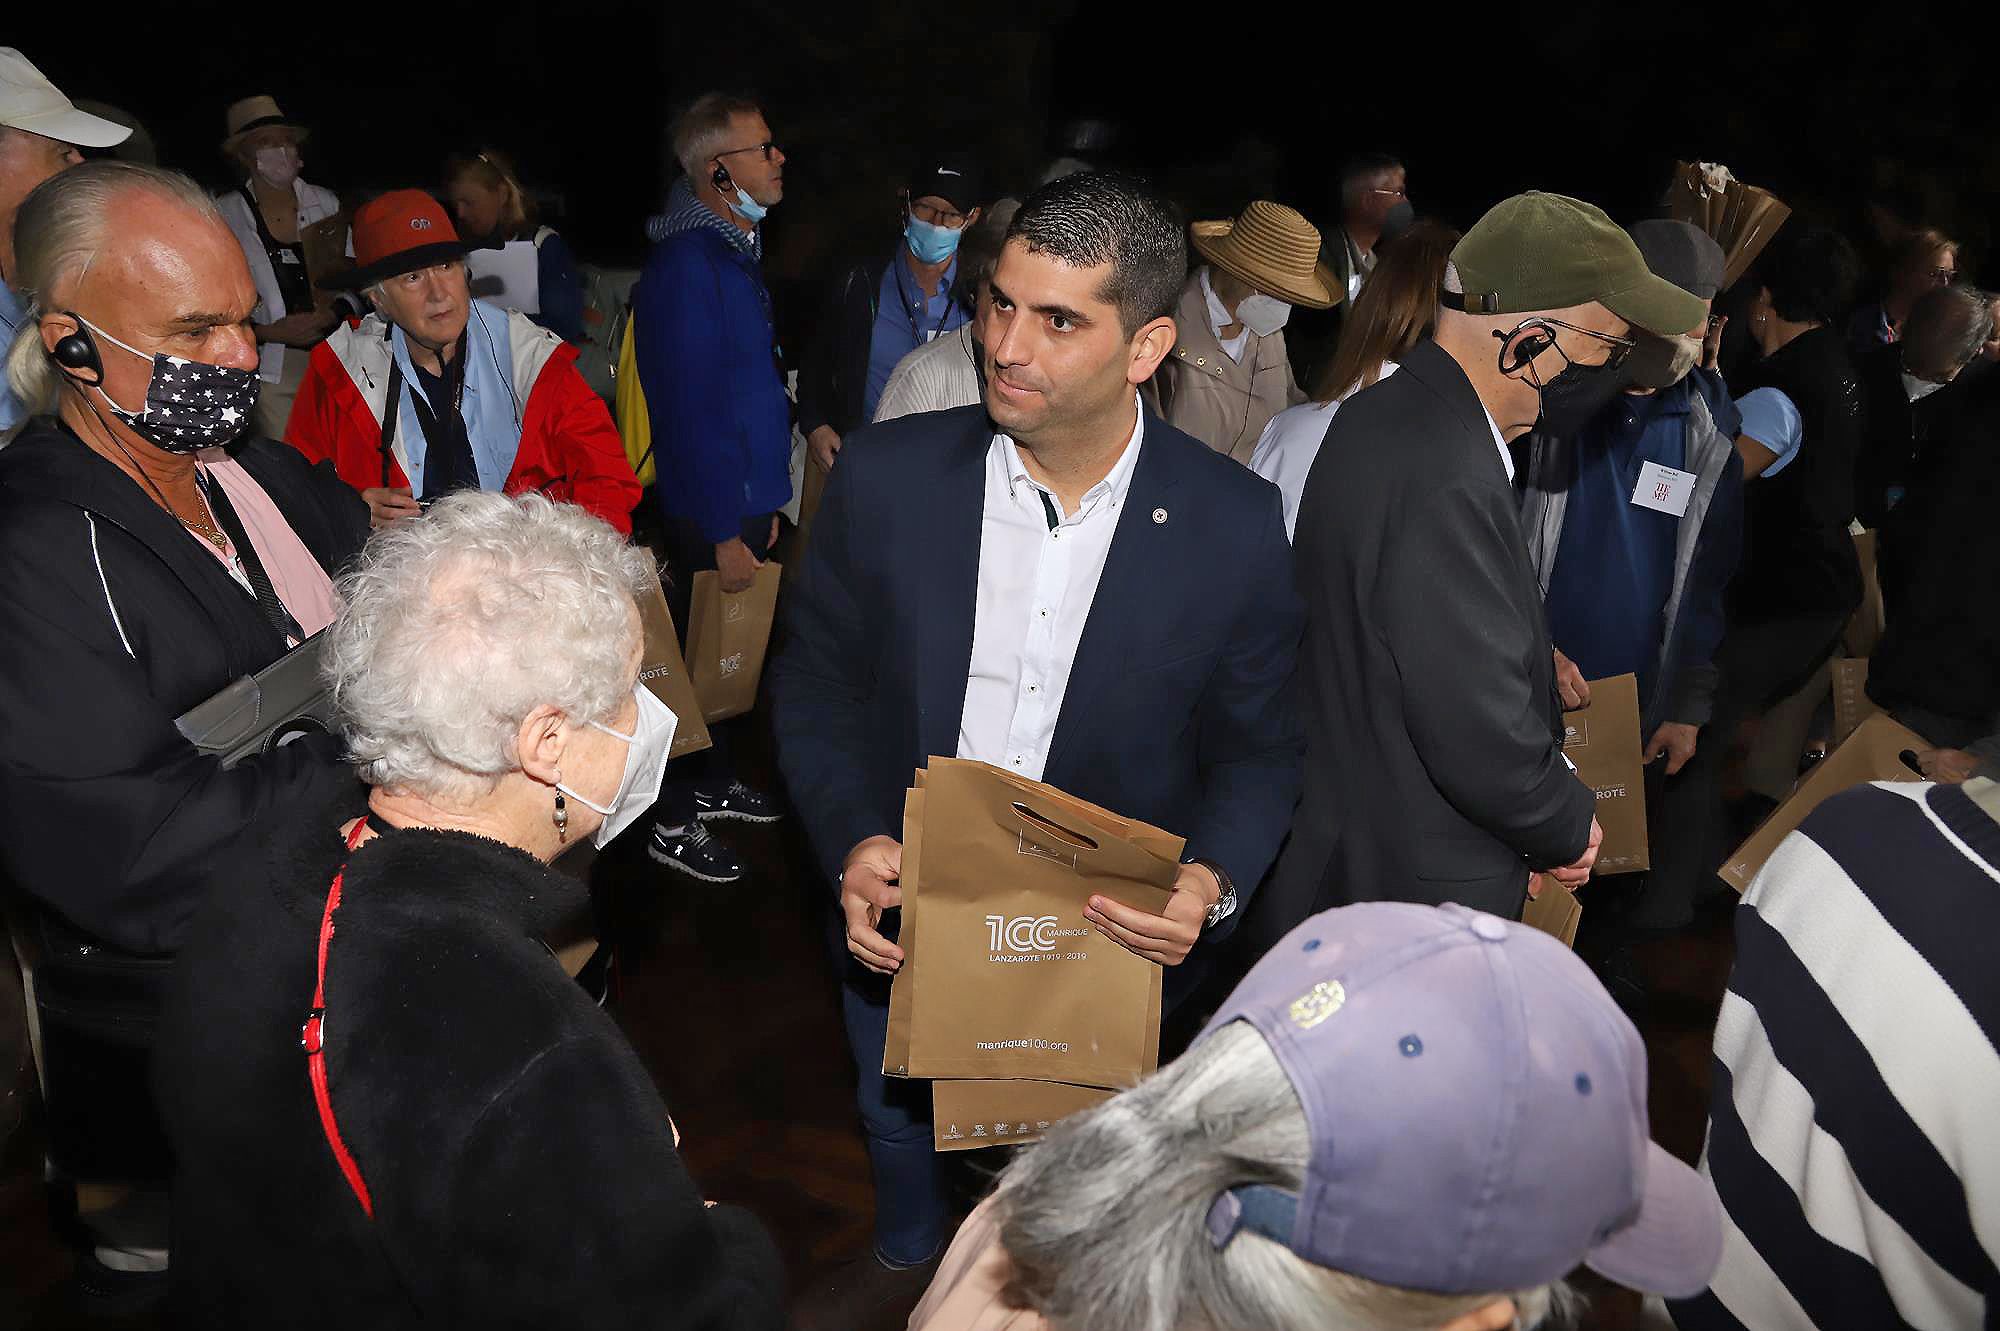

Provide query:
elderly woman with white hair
left=157, top=492, right=785, bottom=1330
left=910, top=903, right=1725, bottom=1331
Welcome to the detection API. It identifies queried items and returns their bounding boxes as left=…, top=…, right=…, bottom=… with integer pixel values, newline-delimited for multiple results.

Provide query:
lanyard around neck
left=893, top=253, right=956, bottom=344
left=303, top=818, right=376, bottom=1218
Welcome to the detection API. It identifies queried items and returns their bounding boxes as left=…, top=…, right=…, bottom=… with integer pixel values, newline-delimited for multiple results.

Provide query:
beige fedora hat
left=1191, top=200, right=1339, bottom=309
left=221, top=95, right=308, bottom=153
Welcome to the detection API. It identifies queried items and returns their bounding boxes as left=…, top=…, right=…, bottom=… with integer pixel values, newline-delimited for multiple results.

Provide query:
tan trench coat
left=1143, top=270, right=1306, bottom=465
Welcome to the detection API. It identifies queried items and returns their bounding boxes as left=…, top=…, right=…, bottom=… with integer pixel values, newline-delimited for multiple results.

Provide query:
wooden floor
left=0, top=724, right=1740, bottom=1330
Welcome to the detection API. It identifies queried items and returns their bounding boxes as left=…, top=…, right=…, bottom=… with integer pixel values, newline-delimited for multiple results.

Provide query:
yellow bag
left=614, top=316, right=656, bottom=488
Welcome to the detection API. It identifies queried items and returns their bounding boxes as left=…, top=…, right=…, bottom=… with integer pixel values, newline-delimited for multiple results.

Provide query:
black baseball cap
left=907, top=154, right=984, bottom=216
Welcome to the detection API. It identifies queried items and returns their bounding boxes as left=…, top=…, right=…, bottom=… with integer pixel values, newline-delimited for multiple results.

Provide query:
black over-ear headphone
left=711, top=161, right=733, bottom=191
left=50, top=312, right=105, bottom=385
left=1494, top=322, right=1556, bottom=376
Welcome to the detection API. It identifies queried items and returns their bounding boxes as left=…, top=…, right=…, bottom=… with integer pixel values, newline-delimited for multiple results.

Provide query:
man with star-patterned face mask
left=0, top=159, right=370, bottom=1281
left=0, top=160, right=368, bottom=957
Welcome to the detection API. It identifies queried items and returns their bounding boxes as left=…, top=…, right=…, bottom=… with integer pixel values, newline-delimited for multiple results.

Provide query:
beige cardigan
left=1143, top=269, right=1305, bottom=465
left=907, top=1198, right=1048, bottom=1331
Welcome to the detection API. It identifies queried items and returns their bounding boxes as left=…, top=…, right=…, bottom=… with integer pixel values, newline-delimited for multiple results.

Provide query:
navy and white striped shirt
left=1670, top=779, right=2000, bottom=1330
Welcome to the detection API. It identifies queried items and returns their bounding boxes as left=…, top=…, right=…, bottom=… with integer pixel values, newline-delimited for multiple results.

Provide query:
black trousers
left=652, top=512, right=776, bottom=829
left=1635, top=609, right=1849, bottom=929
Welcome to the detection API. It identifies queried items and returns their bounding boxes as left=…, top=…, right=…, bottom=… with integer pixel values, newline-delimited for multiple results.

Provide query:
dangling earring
left=553, top=770, right=569, bottom=844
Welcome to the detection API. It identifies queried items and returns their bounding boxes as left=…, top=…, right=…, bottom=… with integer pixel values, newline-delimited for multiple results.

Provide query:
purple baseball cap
left=1196, top=902, right=1721, bottom=1298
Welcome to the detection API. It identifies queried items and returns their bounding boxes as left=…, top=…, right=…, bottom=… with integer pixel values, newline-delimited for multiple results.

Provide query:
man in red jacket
left=284, top=189, right=638, bottom=532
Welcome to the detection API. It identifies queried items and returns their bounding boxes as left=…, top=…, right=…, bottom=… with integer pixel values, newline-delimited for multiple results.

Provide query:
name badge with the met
left=1631, top=461, right=1695, bottom=517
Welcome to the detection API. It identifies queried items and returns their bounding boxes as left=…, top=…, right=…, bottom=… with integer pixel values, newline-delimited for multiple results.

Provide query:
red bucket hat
left=346, top=189, right=467, bottom=288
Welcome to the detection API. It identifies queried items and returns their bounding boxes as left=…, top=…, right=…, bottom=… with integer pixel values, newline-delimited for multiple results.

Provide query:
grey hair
left=1902, top=283, right=1995, bottom=380
left=669, top=92, right=763, bottom=182
left=994, top=1022, right=1573, bottom=1331
left=955, top=197, right=1022, bottom=307
left=3, top=161, right=220, bottom=430
left=325, top=491, right=658, bottom=803
left=361, top=256, right=470, bottom=312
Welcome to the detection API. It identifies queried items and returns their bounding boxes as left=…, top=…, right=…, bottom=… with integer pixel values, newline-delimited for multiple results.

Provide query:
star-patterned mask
left=76, top=316, right=259, bottom=454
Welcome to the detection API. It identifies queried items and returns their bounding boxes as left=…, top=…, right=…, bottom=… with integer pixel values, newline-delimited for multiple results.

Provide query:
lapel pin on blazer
left=1153, top=508, right=1168, bottom=524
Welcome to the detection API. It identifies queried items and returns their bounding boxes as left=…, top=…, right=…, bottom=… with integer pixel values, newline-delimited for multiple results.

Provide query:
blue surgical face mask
left=904, top=211, right=962, bottom=265
left=727, top=186, right=769, bottom=224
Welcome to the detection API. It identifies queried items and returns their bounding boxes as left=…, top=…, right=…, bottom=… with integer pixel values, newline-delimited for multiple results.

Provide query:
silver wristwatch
left=1188, top=858, right=1237, bottom=929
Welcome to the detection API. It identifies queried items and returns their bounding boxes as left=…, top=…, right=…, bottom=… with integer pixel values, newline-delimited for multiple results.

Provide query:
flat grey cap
left=1628, top=219, right=1727, bottom=300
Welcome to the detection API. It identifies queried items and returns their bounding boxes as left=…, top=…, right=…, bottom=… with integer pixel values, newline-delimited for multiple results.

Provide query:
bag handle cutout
left=1010, top=801, right=1100, bottom=851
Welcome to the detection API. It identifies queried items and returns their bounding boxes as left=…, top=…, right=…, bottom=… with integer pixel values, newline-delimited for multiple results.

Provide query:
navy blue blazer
left=769, top=402, right=1303, bottom=945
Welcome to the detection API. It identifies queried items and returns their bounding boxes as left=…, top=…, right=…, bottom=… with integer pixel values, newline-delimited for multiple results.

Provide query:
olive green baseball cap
left=1443, top=192, right=1708, bottom=336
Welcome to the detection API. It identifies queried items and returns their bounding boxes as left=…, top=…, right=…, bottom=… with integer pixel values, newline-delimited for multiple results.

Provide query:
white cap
left=0, top=48, right=132, bottom=148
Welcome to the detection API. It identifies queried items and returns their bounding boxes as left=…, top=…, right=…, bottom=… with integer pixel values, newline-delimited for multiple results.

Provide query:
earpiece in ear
left=1493, top=325, right=1555, bottom=376
left=712, top=162, right=732, bottom=191
left=50, top=315, right=104, bottom=385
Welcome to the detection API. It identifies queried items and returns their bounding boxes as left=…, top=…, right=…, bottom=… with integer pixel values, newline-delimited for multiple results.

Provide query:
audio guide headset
left=712, top=161, right=733, bottom=192
left=50, top=312, right=105, bottom=385
left=1493, top=320, right=1556, bottom=376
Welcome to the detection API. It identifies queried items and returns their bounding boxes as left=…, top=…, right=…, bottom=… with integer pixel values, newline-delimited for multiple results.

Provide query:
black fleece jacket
left=157, top=785, right=786, bottom=1329
left=0, top=422, right=367, bottom=954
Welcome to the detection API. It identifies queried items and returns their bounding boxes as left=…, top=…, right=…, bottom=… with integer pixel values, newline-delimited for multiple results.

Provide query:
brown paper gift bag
left=933, top=1079, right=1115, bottom=1152
left=1831, top=658, right=1879, bottom=747
left=1844, top=529, right=1886, bottom=659
left=299, top=212, right=355, bottom=302
left=886, top=761, right=1168, bottom=1087
left=1561, top=674, right=1649, bottom=875
left=1668, top=162, right=1792, bottom=290
left=913, top=759, right=1168, bottom=1075
left=686, top=561, right=782, bottom=722
left=782, top=459, right=831, bottom=588
left=1720, top=712, right=1930, bottom=891
left=882, top=784, right=928, bottom=1077
left=902, top=760, right=1180, bottom=1090
left=1520, top=875, right=1582, bottom=948
left=636, top=577, right=712, bottom=759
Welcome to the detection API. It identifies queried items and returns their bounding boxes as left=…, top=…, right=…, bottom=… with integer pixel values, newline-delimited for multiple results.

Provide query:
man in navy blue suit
left=771, top=171, right=1303, bottom=1320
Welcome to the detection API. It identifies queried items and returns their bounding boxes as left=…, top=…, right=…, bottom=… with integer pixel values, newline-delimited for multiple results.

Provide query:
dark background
left=13, top=2, right=1993, bottom=298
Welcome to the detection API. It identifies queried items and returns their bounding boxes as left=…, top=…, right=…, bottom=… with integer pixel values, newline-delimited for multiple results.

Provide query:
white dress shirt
left=957, top=402, right=1145, bottom=780
left=1199, top=267, right=1249, bottom=365
left=1248, top=360, right=1399, bottom=540
left=1484, top=404, right=1514, bottom=483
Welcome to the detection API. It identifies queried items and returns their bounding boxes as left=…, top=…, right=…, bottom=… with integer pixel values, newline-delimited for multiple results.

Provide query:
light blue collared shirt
left=0, top=277, right=28, bottom=433
left=865, top=249, right=968, bottom=422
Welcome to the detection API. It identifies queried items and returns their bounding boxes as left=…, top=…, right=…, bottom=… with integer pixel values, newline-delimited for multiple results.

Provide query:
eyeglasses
left=1926, top=267, right=1956, bottom=284
left=1520, top=316, right=1639, bottom=370
left=909, top=199, right=969, bottom=229
left=1368, top=187, right=1407, bottom=199
left=715, top=141, right=781, bottom=163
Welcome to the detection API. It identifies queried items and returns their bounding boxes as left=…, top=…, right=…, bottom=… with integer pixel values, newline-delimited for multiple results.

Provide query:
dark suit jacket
left=770, top=402, right=1303, bottom=966
left=1255, top=340, right=1594, bottom=942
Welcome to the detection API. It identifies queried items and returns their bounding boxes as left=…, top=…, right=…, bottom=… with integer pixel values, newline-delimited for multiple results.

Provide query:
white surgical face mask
left=1901, top=370, right=1948, bottom=403
left=556, top=686, right=677, bottom=849
left=254, top=145, right=302, bottom=189
left=1237, top=291, right=1292, bottom=337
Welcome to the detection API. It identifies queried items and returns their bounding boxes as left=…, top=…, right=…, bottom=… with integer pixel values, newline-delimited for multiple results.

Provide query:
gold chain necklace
left=181, top=477, right=229, bottom=551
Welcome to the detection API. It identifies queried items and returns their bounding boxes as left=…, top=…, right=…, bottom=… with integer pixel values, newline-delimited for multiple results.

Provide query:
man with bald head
left=0, top=161, right=366, bottom=957
left=1251, top=194, right=1709, bottom=946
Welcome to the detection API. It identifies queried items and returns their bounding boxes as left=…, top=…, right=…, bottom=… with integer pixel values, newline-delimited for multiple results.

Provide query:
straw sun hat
left=1190, top=201, right=1340, bottom=309
left=221, top=95, right=309, bottom=154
